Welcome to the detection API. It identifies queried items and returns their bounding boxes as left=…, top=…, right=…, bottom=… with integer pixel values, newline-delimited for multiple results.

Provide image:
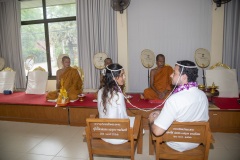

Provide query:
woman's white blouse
left=97, top=88, right=129, bottom=144
left=98, top=88, right=128, bottom=119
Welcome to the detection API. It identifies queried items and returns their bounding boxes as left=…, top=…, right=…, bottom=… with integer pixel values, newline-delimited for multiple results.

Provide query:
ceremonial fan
left=140, top=49, right=155, bottom=87
left=93, top=52, right=108, bottom=70
left=194, top=48, right=211, bottom=87
left=57, top=54, right=69, bottom=69
left=93, top=52, right=108, bottom=85
left=24, top=55, right=35, bottom=87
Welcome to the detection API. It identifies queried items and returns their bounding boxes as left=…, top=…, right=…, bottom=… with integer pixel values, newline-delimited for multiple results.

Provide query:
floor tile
left=17, top=153, right=54, bottom=160
left=0, top=120, right=240, bottom=160
left=0, top=151, right=24, bottom=160
left=53, top=157, right=86, bottom=160
left=56, top=141, right=89, bottom=159
left=93, top=155, right=124, bottom=160
left=28, top=138, right=67, bottom=155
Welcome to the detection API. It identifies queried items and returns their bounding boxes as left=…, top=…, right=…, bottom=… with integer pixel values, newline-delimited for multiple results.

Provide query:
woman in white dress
left=97, top=63, right=132, bottom=145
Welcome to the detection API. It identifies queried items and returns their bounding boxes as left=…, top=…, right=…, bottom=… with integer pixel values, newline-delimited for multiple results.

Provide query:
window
left=20, top=0, right=78, bottom=77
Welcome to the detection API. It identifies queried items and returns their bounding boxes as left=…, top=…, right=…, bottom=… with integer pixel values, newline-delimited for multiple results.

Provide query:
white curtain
left=127, top=0, right=212, bottom=92
left=223, top=0, right=240, bottom=90
left=0, top=0, right=26, bottom=88
left=76, top=0, right=117, bottom=89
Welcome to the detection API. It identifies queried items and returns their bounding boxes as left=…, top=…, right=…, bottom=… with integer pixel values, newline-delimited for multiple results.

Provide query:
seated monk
left=100, top=57, right=113, bottom=89
left=46, top=56, right=83, bottom=100
left=143, top=54, right=173, bottom=100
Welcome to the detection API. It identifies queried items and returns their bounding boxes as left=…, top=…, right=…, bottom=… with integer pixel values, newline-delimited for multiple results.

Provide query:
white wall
left=126, top=0, right=212, bottom=92
left=117, top=12, right=129, bottom=91
left=47, top=0, right=225, bottom=92
left=210, top=4, right=224, bottom=66
left=118, top=0, right=224, bottom=92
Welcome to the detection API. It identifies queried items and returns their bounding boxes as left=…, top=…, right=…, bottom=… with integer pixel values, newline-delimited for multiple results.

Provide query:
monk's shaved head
left=156, top=54, right=165, bottom=61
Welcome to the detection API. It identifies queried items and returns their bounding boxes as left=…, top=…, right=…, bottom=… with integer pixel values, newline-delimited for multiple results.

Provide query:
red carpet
left=68, top=93, right=164, bottom=109
left=212, top=96, right=240, bottom=110
left=0, top=92, right=239, bottom=110
left=0, top=92, right=54, bottom=106
left=0, top=92, right=163, bottom=109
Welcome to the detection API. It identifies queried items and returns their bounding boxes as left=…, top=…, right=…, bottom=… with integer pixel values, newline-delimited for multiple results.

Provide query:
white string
left=107, top=64, right=191, bottom=112
left=175, top=63, right=197, bottom=68
left=106, top=65, right=123, bottom=71
left=123, top=68, right=184, bottom=112
left=108, top=66, right=184, bottom=112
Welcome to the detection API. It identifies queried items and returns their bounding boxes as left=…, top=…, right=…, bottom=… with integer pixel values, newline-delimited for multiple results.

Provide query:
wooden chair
left=85, top=115, right=143, bottom=160
left=206, top=62, right=238, bottom=97
left=0, top=67, right=16, bottom=93
left=149, top=121, right=212, bottom=160
left=25, top=67, right=48, bottom=94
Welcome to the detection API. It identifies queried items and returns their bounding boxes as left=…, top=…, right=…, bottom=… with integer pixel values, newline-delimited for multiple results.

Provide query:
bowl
left=78, top=94, right=85, bottom=98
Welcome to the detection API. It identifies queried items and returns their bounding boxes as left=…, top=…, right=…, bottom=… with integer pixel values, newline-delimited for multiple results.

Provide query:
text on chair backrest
left=163, top=122, right=208, bottom=143
left=87, top=118, right=131, bottom=139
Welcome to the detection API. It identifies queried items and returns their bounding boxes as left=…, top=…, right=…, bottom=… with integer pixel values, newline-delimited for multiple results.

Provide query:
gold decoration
left=210, top=62, right=230, bottom=70
left=208, top=82, right=219, bottom=94
left=33, top=66, right=46, bottom=71
left=57, top=79, right=69, bottom=105
left=2, top=67, right=14, bottom=71
left=198, top=84, right=205, bottom=91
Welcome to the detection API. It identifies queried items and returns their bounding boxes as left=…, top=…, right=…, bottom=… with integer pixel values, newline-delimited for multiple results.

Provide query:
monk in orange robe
left=57, top=66, right=83, bottom=96
left=143, top=54, right=173, bottom=100
left=47, top=56, right=83, bottom=100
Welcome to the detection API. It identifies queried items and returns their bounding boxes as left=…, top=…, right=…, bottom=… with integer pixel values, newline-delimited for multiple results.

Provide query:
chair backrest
left=159, top=122, right=209, bottom=144
left=85, top=116, right=142, bottom=160
left=153, top=121, right=211, bottom=160
left=86, top=118, right=131, bottom=140
left=206, top=62, right=238, bottom=97
left=0, top=69, right=16, bottom=93
left=25, top=67, right=48, bottom=94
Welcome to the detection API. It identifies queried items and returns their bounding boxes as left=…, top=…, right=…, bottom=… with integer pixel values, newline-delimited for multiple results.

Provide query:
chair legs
left=149, top=132, right=155, bottom=155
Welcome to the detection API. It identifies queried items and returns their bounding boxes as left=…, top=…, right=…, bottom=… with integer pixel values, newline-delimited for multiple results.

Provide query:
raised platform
left=0, top=92, right=240, bottom=132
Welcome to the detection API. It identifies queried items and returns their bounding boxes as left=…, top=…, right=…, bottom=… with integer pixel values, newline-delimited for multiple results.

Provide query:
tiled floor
left=0, top=121, right=239, bottom=160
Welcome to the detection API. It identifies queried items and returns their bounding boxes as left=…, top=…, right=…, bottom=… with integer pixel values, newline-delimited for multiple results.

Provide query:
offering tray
left=205, top=89, right=219, bottom=97
left=205, top=87, right=219, bottom=103
left=56, top=98, right=70, bottom=107
left=57, top=103, right=68, bottom=107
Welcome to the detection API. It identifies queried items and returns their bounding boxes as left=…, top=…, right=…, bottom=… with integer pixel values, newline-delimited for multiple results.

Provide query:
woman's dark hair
left=101, top=63, right=123, bottom=114
left=177, top=60, right=198, bottom=82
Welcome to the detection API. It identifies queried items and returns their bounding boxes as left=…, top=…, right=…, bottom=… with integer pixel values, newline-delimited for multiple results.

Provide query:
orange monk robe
left=46, top=67, right=83, bottom=100
left=60, top=67, right=83, bottom=97
left=144, top=65, right=173, bottom=100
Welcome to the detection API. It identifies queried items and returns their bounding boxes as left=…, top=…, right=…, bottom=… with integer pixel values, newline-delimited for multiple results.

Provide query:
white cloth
left=0, top=71, right=16, bottom=93
left=98, top=88, right=133, bottom=145
left=154, top=87, right=209, bottom=152
left=25, top=70, right=48, bottom=94
left=206, top=69, right=239, bottom=98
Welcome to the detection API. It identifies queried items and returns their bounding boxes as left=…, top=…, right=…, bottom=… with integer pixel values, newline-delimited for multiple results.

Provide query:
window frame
left=20, top=0, right=77, bottom=79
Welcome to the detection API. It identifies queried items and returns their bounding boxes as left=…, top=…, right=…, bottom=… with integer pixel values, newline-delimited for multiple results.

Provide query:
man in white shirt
left=148, top=60, right=209, bottom=152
